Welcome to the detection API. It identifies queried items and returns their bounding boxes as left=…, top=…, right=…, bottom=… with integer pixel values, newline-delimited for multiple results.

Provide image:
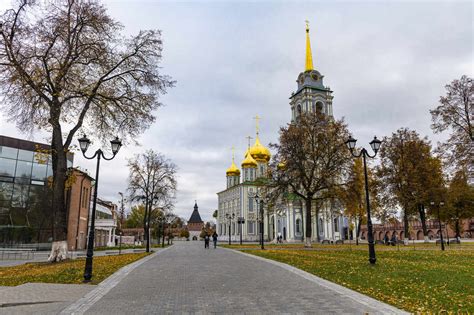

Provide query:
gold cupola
left=226, top=148, right=241, bottom=176
left=241, top=148, right=258, bottom=168
left=249, top=115, right=271, bottom=162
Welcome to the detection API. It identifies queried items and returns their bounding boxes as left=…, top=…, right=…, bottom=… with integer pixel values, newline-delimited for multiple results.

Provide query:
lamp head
left=78, top=134, right=91, bottom=153
left=440, top=202, right=445, bottom=206
left=345, top=135, right=357, bottom=150
left=430, top=201, right=435, bottom=206
left=369, top=136, right=382, bottom=154
left=111, top=136, right=122, bottom=155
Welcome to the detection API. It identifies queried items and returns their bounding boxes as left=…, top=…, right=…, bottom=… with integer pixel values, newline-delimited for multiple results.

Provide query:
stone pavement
left=0, top=283, right=95, bottom=314
left=68, top=241, right=406, bottom=314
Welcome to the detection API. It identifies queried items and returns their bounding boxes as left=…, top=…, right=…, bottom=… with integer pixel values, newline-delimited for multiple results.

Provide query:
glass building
left=0, top=135, right=73, bottom=247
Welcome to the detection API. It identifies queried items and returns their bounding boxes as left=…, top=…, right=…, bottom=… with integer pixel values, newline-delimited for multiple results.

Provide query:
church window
left=248, top=197, right=254, bottom=212
left=296, top=218, right=301, bottom=234
left=248, top=221, right=255, bottom=234
left=297, top=104, right=302, bottom=116
left=319, top=218, right=324, bottom=234
left=316, top=101, right=324, bottom=114
left=232, top=222, right=235, bottom=235
left=334, top=217, right=339, bottom=232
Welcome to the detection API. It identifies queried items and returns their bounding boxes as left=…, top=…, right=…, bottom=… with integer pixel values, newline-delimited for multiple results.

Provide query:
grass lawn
left=0, top=252, right=149, bottom=286
left=241, top=247, right=473, bottom=313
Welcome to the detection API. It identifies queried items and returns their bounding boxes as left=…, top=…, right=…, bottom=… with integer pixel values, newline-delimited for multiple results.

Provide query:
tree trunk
left=356, top=215, right=362, bottom=245
left=403, top=212, right=409, bottom=245
left=48, top=125, right=69, bottom=262
left=455, top=219, right=461, bottom=238
left=304, top=198, right=312, bottom=248
left=143, top=198, right=150, bottom=252
left=314, top=207, right=320, bottom=242
left=418, top=204, right=429, bottom=242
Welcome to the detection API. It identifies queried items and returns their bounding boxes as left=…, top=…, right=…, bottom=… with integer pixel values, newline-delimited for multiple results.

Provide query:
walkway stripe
left=225, top=248, right=409, bottom=315
left=60, top=246, right=173, bottom=315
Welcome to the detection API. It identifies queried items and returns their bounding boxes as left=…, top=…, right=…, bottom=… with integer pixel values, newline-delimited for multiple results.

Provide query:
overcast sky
left=0, top=0, right=472, bottom=222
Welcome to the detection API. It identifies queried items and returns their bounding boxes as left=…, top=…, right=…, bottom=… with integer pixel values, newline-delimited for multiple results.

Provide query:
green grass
left=0, top=253, right=149, bottom=286
left=243, top=248, right=474, bottom=313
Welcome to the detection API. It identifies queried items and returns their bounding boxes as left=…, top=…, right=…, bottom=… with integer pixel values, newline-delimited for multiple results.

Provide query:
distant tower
left=290, top=21, right=333, bottom=122
left=241, top=137, right=258, bottom=182
left=188, top=201, right=204, bottom=240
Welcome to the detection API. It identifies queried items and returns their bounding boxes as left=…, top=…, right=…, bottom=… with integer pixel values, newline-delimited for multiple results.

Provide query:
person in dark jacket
left=204, top=234, right=210, bottom=249
left=212, top=232, right=218, bottom=248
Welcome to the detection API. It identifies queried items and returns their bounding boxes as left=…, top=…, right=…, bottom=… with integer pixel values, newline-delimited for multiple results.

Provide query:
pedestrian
left=212, top=231, right=218, bottom=248
left=384, top=234, right=389, bottom=245
left=277, top=232, right=282, bottom=243
left=390, top=234, right=397, bottom=246
left=204, top=234, right=210, bottom=249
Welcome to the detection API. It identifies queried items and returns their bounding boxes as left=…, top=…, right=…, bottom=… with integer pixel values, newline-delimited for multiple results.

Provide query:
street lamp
left=79, top=134, right=122, bottom=282
left=225, top=213, right=235, bottom=245
left=118, top=192, right=126, bottom=255
left=345, top=135, right=381, bottom=265
left=430, top=201, right=445, bottom=251
left=237, top=217, right=245, bottom=245
left=254, top=193, right=264, bottom=250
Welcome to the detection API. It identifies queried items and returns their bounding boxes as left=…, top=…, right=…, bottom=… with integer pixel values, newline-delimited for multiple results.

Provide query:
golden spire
left=305, top=20, right=314, bottom=72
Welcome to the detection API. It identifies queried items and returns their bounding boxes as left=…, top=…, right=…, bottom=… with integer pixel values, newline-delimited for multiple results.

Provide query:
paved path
left=77, top=241, right=403, bottom=314
left=0, top=283, right=95, bottom=314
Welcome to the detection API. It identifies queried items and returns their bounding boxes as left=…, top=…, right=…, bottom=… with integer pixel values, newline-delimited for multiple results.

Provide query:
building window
left=248, top=197, right=254, bottom=212
left=297, top=104, right=302, bottom=116
left=316, top=101, right=324, bottom=114
left=296, top=218, right=301, bottom=234
left=248, top=221, right=255, bottom=234
left=319, top=218, right=324, bottom=234
left=334, top=217, right=339, bottom=232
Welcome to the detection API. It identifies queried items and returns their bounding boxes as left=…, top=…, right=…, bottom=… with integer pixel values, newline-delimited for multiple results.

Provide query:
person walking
left=204, top=234, right=210, bottom=249
left=212, top=231, right=218, bottom=249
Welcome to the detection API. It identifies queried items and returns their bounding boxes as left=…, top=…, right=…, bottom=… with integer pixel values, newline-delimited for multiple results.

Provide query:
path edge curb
left=60, top=246, right=173, bottom=315
left=222, top=247, right=409, bottom=315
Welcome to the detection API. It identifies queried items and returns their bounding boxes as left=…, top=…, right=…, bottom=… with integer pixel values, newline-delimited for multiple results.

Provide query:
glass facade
left=0, top=144, right=73, bottom=247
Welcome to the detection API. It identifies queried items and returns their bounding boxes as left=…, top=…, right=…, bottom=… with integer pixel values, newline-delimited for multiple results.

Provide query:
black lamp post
left=430, top=201, right=445, bottom=251
left=118, top=192, right=125, bottom=255
left=254, top=193, right=265, bottom=250
left=346, top=135, right=381, bottom=265
left=226, top=213, right=234, bottom=245
left=237, top=217, right=245, bottom=245
left=79, top=134, right=122, bottom=282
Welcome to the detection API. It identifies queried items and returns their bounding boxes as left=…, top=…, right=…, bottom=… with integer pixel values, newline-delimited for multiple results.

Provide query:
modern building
left=0, top=134, right=120, bottom=250
left=216, top=23, right=347, bottom=243
left=188, top=202, right=204, bottom=240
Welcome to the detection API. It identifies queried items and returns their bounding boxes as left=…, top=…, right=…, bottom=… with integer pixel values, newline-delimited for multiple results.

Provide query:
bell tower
left=290, top=21, right=333, bottom=122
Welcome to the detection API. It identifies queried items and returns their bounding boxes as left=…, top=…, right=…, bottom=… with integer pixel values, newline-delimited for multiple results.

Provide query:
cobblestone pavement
left=84, top=241, right=402, bottom=314
left=0, top=283, right=95, bottom=314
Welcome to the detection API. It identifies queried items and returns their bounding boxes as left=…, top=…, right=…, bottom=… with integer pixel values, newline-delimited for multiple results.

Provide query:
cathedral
left=216, top=22, right=349, bottom=243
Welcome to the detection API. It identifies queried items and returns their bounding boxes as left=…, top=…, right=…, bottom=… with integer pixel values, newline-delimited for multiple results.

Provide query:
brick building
left=187, top=202, right=204, bottom=240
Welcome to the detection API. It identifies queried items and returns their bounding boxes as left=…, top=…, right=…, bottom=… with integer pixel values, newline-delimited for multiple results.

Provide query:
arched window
left=316, top=101, right=324, bottom=114
left=319, top=218, right=324, bottom=234
left=334, top=217, right=339, bottom=232
left=296, top=218, right=301, bottom=234
left=297, top=104, right=302, bottom=116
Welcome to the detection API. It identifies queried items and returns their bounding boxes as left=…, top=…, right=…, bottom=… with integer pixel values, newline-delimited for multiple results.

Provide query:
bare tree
left=0, top=1, right=174, bottom=261
left=270, top=112, right=351, bottom=247
left=127, top=150, right=177, bottom=252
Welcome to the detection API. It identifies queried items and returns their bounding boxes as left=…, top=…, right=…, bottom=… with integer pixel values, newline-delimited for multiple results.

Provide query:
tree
left=128, top=150, right=177, bottom=252
left=180, top=229, right=190, bottom=239
left=338, top=158, right=381, bottom=244
left=377, top=128, right=444, bottom=242
left=270, top=112, right=351, bottom=246
left=0, top=1, right=174, bottom=261
left=445, top=168, right=474, bottom=238
left=430, top=76, right=473, bottom=172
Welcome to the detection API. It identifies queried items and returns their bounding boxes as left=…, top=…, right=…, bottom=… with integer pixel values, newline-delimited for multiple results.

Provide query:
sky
left=0, top=0, right=472, bottom=222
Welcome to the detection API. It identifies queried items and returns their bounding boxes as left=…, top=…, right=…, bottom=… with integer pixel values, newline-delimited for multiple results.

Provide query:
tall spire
left=305, top=20, right=314, bottom=72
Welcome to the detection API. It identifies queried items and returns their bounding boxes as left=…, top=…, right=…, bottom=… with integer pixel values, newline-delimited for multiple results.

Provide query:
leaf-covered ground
left=245, top=248, right=474, bottom=313
left=0, top=253, right=149, bottom=286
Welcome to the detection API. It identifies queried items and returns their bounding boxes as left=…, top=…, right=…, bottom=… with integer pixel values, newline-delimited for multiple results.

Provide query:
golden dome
left=226, top=160, right=240, bottom=176
left=241, top=149, right=257, bottom=168
left=277, top=162, right=286, bottom=170
left=249, top=136, right=271, bottom=162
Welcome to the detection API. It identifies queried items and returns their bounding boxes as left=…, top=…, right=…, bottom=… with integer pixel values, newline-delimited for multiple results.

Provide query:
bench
left=435, top=239, right=446, bottom=245
left=449, top=239, right=461, bottom=244
left=133, top=249, right=146, bottom=253
left=335, top=240, right=344, bottom=245
left=321, top=240, right=331, bottom=245
left=375, top=240, right=384, bottom=245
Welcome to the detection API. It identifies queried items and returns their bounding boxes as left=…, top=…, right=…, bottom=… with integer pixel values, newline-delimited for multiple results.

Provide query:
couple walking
left=204, top=232, right=218, bottom=249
